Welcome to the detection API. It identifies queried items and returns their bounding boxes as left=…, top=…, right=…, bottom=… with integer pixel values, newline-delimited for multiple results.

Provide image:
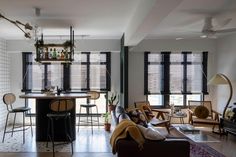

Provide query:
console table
left=19, top=93, right=90, bottom=141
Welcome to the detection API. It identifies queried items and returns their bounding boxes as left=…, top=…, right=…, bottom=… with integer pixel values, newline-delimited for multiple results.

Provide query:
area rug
left=166, top=126, right=225, bottom=157
left=190, top=140, right=225, bottom=157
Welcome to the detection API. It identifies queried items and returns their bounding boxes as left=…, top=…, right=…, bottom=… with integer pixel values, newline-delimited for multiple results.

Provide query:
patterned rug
left=190, top=140, right=225, bottom=157
left=166, top=126, right=225, bottom=157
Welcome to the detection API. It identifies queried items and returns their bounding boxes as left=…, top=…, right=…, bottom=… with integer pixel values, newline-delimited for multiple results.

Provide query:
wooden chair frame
left=188, top=100, right=221, bottom=133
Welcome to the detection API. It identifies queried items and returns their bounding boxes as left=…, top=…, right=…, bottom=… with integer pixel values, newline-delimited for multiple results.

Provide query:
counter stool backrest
left=88, top=91, right=100, bottom=100
left=3, top=93, right=16, bottom=111
left=50, top=99, right=74, bottom=112
left=87, top=91, right=100, bottom=104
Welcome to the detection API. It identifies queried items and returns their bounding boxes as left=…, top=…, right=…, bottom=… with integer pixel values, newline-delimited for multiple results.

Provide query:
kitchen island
left=20, top=93, right=89, bottom=141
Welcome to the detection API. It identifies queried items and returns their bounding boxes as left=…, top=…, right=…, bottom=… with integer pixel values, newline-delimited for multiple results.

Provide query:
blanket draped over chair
left=110, top=119, right=145, bottom=154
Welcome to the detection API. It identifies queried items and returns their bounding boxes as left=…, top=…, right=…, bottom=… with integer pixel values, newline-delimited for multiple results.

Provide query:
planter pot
left=108, top=105, right=116, bottom=112
left=104, top=123, right=111, bottom=131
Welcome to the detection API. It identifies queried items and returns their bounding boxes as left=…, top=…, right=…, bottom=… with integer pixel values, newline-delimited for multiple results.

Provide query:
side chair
left=188, top=100, right=221, bottom=133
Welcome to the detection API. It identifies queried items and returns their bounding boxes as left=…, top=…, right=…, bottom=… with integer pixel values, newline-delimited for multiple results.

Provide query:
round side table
left=167, top=112, right=187, bottom=124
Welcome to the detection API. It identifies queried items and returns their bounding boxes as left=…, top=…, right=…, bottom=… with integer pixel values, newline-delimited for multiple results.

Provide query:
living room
left=0, top=0, right=236, bottom=157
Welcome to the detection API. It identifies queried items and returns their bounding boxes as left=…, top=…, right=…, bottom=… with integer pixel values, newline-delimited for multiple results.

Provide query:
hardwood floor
left=0, top=125, right=235, bottom=157
left=206, top=131, right=236, bottom=157
left=0, top=152, right=116, bottom=157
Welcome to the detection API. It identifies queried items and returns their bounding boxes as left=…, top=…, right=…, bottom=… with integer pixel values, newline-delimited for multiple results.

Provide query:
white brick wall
left=0, top=39, right=10, bottom=129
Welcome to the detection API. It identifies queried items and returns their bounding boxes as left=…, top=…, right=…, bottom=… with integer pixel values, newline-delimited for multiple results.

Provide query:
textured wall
left=0, top=39, right=10, bottom=129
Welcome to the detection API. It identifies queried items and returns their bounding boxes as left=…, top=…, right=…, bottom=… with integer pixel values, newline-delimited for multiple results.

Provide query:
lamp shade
left=208, top=73, right=228, bottom=85
left=208, top=73, right=233, bottom=118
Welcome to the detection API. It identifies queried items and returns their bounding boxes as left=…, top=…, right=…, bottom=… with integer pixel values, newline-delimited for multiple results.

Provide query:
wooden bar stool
left=78, top=91, right=100, bottom=134
left=46, top=99, right=74, bottom=157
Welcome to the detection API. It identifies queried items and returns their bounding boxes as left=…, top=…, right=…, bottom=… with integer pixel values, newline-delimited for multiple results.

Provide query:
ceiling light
left=176, top=37, right=183, bottom=40
left=0, top=13, right=33, bottom=38
left=200, top=35, right=207, bottom=38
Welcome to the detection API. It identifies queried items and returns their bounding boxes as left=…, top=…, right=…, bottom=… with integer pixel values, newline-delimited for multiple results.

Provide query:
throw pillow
left=140, top=104, right=155, bottom=121
left=137, top=124, right=166, bottom=141
left=127, top=108, right=148, bottom=127
left=194, top=105, right=209, bottom=119
left=135, top=102, right=155, bottom=121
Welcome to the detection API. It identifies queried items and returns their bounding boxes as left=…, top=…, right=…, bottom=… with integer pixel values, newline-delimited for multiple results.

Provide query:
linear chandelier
left=0, top=13, right=33, bottom=38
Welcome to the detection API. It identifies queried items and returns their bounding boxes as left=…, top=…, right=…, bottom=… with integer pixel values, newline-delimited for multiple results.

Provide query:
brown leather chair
left=188, top=100, right=221, bottom=133
left=134, top=101, right=170, bottom=133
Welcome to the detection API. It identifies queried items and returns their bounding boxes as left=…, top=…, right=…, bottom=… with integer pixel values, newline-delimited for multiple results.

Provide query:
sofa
left=111, top=106, right=190, bottom=157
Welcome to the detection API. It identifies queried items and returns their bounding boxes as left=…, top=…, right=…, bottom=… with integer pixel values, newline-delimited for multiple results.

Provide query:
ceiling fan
left=200, top=16, right=236, bottom=38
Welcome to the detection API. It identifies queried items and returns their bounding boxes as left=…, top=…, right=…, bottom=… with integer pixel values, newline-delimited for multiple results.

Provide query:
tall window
left=144, top=51, right=208, bottom=107
left=22, top=52, right=111, bottom=114
left=22, top=52, right=110, bottom=92
left=70, top=52, right=110, bottom=91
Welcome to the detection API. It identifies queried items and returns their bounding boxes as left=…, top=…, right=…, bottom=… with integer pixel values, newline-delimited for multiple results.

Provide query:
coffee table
left=173, top=124, right=220, bottom=143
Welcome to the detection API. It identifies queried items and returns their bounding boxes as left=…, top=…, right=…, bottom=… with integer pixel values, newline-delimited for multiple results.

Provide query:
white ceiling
left=0, top=0, right=236, bottom=45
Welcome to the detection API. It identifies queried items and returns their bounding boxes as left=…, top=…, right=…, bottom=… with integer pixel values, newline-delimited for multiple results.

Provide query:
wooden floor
left=0, top=152, right=116, bottom=157
left=206, top=131, right=236, bottom=157
left=0, top=125, right=235, bottom=157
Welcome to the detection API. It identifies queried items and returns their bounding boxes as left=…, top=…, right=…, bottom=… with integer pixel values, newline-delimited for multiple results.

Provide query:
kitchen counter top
left=19, top=93, right=90, bottom=99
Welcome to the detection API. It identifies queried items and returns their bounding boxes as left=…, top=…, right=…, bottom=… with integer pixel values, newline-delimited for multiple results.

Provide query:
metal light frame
left=0, top=13, right=33, bottom=38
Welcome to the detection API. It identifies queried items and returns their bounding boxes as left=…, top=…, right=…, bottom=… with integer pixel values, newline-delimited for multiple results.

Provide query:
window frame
left=144, top=51, right=208, bottom=108
left=22, top=52, right=111, bottom=92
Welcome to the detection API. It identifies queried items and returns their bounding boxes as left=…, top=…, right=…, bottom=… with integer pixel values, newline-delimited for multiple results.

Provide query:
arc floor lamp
left=208, top=73, right=233, bottom=118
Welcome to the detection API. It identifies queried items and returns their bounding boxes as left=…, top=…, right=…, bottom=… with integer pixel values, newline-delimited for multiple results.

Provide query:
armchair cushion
left=192, top=118, right=220, bottom=124
left=194, top=105, right=209, bottom=119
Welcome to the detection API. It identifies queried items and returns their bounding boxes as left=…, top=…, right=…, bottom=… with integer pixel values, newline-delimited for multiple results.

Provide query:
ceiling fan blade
left=215, top=28, right=236, bottom=33
left=215, top=18, right=231, bottom=28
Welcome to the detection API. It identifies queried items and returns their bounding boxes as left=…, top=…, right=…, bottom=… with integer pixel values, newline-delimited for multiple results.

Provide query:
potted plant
left=102, top=112, right=111, bottom=131
left=106, top=92, right=119, bottom=112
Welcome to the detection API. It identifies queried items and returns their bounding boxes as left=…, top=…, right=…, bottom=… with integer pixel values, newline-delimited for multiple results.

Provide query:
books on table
left=179, top=124, right=200, bottom=133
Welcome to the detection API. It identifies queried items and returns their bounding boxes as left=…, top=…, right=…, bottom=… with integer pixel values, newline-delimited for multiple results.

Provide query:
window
left=22, top=52, right=111, bottom=114
left=70, top=52, right=110, bottom=91
left=144, top=52, right=208, bottom=108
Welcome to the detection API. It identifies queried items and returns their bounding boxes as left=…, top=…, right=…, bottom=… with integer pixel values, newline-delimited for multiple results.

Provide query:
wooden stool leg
left=165, top=122, right=170, bottom=133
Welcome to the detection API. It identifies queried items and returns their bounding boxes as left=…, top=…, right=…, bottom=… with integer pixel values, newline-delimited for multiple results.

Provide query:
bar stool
left=2, top=93, right=33, bottom=144
left=78, top=91, right=100, bottom=134
left=46, top=99, right=74, bottom=157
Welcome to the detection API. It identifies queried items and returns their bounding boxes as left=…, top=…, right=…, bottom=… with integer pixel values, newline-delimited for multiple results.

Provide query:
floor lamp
left=208, top=73, right=233, bottom=118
